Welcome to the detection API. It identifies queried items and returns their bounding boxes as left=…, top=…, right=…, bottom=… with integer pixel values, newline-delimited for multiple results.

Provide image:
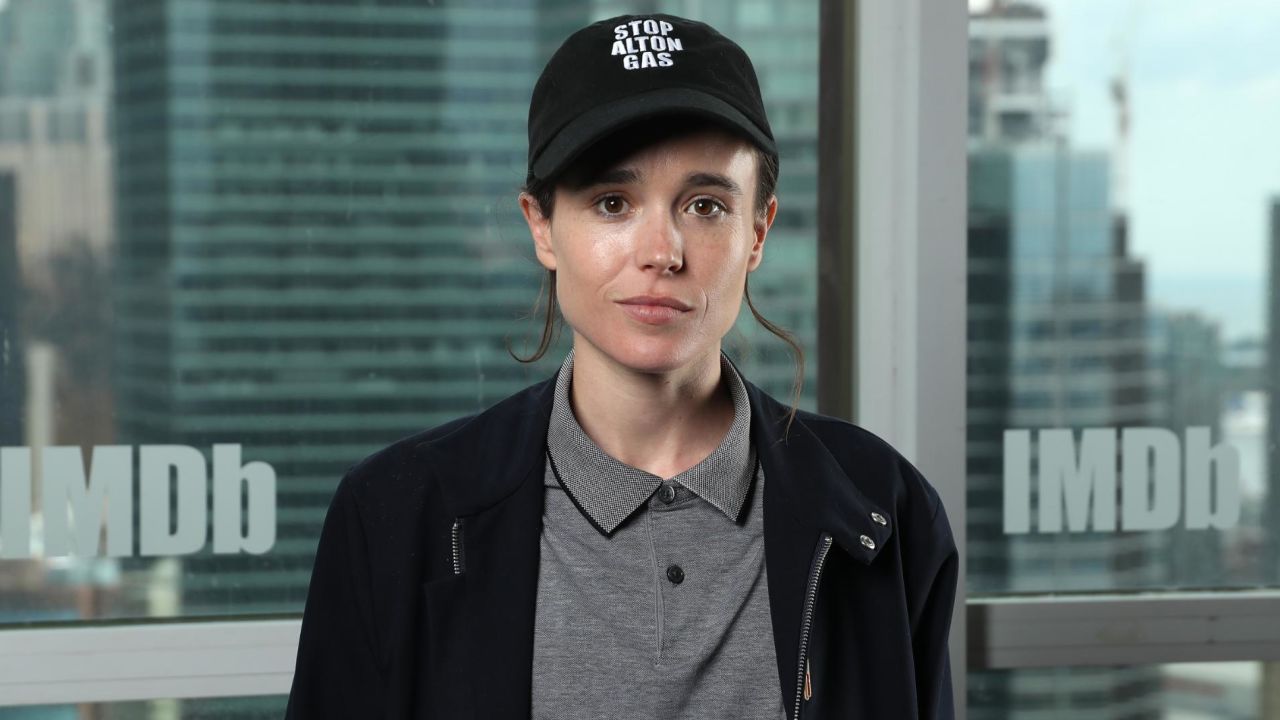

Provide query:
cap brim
left=531, top=87, right=776, bottom=180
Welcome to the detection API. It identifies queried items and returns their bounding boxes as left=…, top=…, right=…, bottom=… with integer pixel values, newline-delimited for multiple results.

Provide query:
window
left=964, top=0, right=1280, bottom=714
left=0, top=0, right=819, bottom=709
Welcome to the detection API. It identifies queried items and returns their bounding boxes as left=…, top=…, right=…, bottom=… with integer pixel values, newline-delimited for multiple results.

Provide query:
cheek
left=557, top=227, right=620, bottom=281
left=549, top=225, right=628, bottom=313
left=709, top=269, right=748, bottom=319
left=697, top=230, right=752, bottom=315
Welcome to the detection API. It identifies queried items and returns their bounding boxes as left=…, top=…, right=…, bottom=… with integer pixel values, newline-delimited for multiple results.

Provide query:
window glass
left=0, top=0, right=818, bottom=625
left=971, top=662, right=1280, bottom=719
left=0, top=695, right=288, bottom=720
left=967, top=0, right=1280, bottom=596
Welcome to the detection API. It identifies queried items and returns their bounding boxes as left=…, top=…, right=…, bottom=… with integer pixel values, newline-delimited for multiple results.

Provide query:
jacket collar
left=420, top=354, right=892, bottom=562
left=547, top=347, right=758, bottom=535
left=738, top=371, right=893, bottom=562
left=419, top=363, right=557, bottom=517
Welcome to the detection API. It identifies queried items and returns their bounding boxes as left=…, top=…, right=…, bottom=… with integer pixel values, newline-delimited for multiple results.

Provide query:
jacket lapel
left=418, top=370, right=559, bottom=719
left=740, top=371, right=893, bottom=563
left=418, top=472, right=544, bottom=719
left=733, top=356, right=894, bottom=720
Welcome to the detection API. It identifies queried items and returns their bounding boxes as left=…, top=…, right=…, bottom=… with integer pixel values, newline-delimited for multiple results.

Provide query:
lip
left=616, top=295, right=693, bottom=311
left=615, top=295, right=692, bottom=326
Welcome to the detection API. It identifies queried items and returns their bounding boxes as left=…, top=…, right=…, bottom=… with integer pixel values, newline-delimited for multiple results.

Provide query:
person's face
left=521, top=127, right=777, bottom=375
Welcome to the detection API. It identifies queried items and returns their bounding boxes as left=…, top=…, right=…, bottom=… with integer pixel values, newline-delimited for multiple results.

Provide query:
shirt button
left=860, top=534, right=876, bottom=550
left=871, top=511, right=888, bottom=526
left=666, top=564, right=685, bottom=584
left=658, top=484, right=677, bottom=504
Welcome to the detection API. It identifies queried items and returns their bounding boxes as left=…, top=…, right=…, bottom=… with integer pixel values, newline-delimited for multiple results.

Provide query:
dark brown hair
left=506, top=121, right=805, bottom=438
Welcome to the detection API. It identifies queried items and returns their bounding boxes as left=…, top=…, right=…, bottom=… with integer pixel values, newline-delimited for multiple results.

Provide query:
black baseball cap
left=527, top=13, right=777, bottom=182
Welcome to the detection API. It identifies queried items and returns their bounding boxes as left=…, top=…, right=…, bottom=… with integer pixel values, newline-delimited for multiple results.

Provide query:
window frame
left=838, top=4, right=1280, bottom=720
left=825, top=0, right=969, bottom=715
left=0, top=620, right=299, bottom=704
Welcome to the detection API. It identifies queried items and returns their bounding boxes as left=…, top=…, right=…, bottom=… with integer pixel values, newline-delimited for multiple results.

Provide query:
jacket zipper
left=451, top=518, right=466, bottom=575
left=793, top=532, right=834, bottom=720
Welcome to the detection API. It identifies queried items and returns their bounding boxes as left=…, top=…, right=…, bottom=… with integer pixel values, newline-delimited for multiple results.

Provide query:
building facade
left=109, top=0, right=819, bottom=623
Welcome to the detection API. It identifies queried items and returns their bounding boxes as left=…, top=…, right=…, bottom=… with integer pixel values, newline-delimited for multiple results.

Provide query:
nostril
left=642, top=250, right=682, bottom=273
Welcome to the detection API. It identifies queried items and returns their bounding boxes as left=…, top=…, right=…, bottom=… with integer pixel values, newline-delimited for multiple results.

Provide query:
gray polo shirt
left=531, top=348, right=786, bottom=720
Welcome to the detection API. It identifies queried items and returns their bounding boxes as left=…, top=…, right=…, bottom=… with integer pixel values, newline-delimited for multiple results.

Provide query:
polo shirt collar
left=545, top=347, right=755, bottom=537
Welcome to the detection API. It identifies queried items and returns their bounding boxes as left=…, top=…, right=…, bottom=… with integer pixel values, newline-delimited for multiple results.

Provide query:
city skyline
left=975, top=0, right=1280, bottom=341
left=104, top=0, right=820, bottom=619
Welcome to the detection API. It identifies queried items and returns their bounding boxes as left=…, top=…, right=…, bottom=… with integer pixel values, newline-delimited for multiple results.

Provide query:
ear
left=746, top=195, right=777, bottom=273
left=520, top=192, right=557, bottom=272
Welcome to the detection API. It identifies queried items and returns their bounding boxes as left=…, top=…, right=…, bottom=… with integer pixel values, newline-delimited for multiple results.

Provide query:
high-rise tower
left=109, top=0, right=819, bottom=618
left=110, top=0, right=597, bottom=614
left=967, top=2, right=1163, bottom=716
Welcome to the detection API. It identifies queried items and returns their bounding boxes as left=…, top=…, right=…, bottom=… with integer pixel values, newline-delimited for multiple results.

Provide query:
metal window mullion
left=0, top=620, right=300, bottom=706
left=816, top=0, right=858, bottom=423
left=846, top=0, right=968, bottom=716
left=969, top=593, right=1280, bottom=669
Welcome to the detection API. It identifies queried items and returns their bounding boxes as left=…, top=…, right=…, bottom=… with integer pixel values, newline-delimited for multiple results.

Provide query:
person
left=285, top=13, right=957, bottom=720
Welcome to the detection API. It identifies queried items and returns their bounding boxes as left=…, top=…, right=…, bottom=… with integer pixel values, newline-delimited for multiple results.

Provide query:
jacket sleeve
left=285, top=474, right=386, bottom=719
left=905, top=495, right=960, bottom=720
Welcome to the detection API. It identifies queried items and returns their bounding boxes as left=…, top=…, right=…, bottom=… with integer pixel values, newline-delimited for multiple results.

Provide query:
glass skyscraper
left=109, top=0, right=818, bottom=619
left=0, top=171, right=19, bottom=450
left=112, top=0, right=578, bottom=614
left=967, top=3, right=1165, bottom=716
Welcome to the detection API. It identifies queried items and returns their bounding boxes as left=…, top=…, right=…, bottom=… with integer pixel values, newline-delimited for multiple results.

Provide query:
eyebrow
left=582, top=168, right=743, bottom=197
left=685, top=172, right=743, bottom=197
left=586, top=167, right=642, bottom=187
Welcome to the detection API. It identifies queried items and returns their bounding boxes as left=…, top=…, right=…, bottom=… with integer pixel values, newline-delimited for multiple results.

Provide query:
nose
left=635, top=211, right=683, bottom=274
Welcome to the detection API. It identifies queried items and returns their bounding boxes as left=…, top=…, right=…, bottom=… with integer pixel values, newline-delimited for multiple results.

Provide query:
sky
left=976, top=0, right=1280, bottom=340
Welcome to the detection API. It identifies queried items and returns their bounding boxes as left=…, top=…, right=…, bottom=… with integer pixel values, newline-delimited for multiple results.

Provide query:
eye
left=686, top=197, right=726, bottom=218
left=595, top=195, right=630, bottom=216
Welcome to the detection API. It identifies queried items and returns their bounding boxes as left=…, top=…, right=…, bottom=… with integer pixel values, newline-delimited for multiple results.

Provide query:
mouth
left=616, top=295, right=693, bottom=311
left=615, top=295, right=692, bottom=325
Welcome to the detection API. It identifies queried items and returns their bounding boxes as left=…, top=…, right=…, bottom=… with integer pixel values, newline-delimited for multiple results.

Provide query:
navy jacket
left=286, top=361, right=958, bottom=719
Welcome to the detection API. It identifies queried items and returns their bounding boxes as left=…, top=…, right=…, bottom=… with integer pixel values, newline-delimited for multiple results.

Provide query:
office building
left=111, top=0, right=577, bottom=614
left=0, top=0, right=114, bottom=453
left=0, top=172, right=21, bottom=448
left=968, top=2, right=1163, bottom=716
left=110, top=0, right=818, bottom=618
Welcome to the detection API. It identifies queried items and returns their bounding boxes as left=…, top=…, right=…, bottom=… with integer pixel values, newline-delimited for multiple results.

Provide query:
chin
left=581, top=330, right=704, bottom=375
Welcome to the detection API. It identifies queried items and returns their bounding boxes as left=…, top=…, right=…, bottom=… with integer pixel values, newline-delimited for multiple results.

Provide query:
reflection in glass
left=966, top=0, right=1280, bottom=716
left=0, top=695, right=288, bottom=720
left=971, top=662, right=1280, bottom=719
left=967, top=0, right=1279, bottom=596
